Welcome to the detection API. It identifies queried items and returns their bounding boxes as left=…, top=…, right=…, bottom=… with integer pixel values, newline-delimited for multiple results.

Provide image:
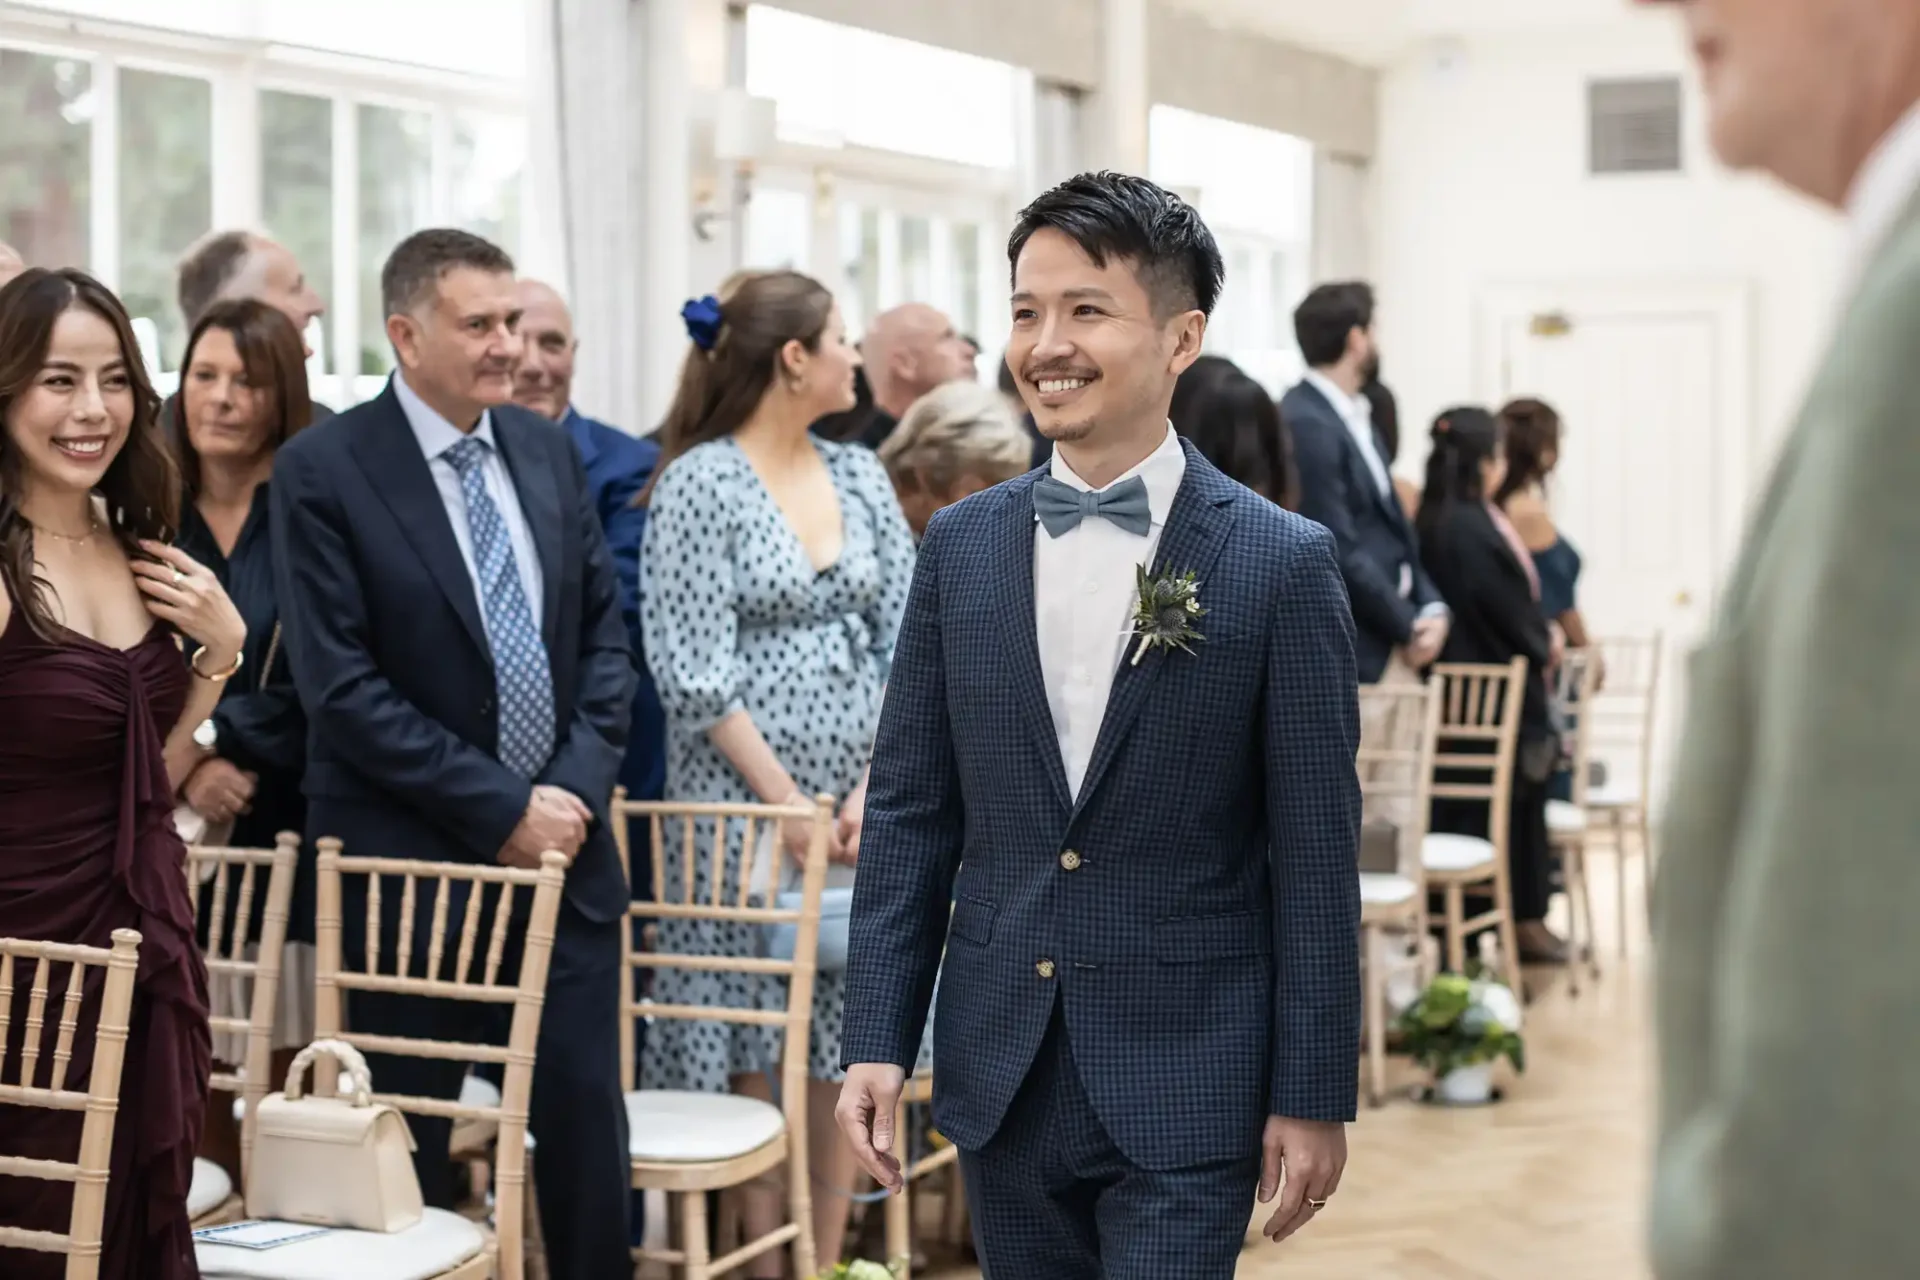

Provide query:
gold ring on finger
left=171, top=568, right=185, bottom=587
left=1307, top=1198, right=1328, bottom=1210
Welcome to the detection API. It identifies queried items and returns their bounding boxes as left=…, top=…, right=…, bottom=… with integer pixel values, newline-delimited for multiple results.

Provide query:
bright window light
left=745, top=6, right=1019, bottom=170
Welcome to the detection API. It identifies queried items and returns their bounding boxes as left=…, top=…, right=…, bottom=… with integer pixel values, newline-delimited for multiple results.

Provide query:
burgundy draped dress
left=0, top=593, right=212, bottom=1280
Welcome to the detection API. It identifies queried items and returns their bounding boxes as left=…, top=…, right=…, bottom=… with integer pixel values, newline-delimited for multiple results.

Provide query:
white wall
left=1372, top=24, right=1845, bottom=492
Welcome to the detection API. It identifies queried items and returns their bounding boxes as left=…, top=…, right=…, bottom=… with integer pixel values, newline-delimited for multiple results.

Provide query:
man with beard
left=1283, top=282, right=1447, bottom=683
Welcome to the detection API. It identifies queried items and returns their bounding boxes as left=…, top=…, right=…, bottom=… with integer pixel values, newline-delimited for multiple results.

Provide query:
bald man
left=511, top=279, right=665, bottom=802
left=855, top=302, right=977, bottom=448
left=0, top=241, right=23, bottom=288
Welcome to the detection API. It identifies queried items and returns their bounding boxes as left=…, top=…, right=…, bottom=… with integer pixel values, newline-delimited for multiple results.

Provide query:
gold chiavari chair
left=1589, top=633, right=1664, bottom=956
left=194, top=842, right=568, bottom=1280
left=1356, top=679, right=1442, bottom=1106
left=0, top=929, right=142, bottom=1280
left=612, top=794, right=833, bottom=1280
left=185, top=834, right=298, bottom=1226
left=1421, top=658, right=1528, bottom=994
left=1546, top=650, right=1605, bottom=994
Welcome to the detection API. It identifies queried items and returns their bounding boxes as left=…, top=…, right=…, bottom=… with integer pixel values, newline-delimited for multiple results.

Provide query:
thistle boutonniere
left=1127, top=563, right=1206, bottom=666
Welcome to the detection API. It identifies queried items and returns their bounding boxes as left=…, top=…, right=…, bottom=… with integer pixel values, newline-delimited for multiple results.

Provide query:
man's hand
left=1403, top=614, right=1449, bottom=669
left=1257, top=1116, right=1347, bottom=1244
left=835, top=1063, right=907, bottom=1192
left=836, top=775, right=870, bottom=865
left=500, top=787, right=589, bottom=868
left=183, top=758, right=257, bottom=825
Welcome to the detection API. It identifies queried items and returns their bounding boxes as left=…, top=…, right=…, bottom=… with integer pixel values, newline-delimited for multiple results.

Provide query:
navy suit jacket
left=842, top=440, right=1362, bottom=1171
left=270, top=383, right=638, bottom=927
left=562, top=408, right=666, bottom=803
left=1283, top=379, right=1442, bottom=682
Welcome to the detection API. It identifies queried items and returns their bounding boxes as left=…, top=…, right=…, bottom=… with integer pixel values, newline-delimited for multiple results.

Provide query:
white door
left=1481, top=283, right=1753, bottom=805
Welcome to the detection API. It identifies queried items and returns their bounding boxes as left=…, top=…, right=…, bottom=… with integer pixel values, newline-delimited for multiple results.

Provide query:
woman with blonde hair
left=877, top=379, right=1034, bottom=536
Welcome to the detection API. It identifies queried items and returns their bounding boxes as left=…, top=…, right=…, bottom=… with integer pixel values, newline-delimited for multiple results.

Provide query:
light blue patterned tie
left=444, top=436, right=554, bottom=776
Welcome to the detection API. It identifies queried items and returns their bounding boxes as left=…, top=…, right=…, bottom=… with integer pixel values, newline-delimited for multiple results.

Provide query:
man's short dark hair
left=1007, top=172, right=1225, bottom=320
left=381, top=228, right=515, bottom=318
left=177, top=229, right=255, bottom=326
left=1294, top=282, right=1375, bottom=368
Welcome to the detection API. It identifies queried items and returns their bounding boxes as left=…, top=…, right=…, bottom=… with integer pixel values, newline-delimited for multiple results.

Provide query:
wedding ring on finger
left=171, top=567, right=186, bottom=587
left=1306, top=1198, right=1328, bottom=1210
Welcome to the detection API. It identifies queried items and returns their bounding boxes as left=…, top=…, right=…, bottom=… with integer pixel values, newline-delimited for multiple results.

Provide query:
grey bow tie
left=1033, top=474, right=1152, bottom=538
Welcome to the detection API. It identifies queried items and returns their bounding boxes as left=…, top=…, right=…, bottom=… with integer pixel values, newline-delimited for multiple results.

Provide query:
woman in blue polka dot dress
left=639, top=270, right=931, bottom=1268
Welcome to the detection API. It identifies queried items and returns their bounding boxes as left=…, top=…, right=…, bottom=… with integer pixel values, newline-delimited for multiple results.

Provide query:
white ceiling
left=1177, top=0, right=1661, bottom=65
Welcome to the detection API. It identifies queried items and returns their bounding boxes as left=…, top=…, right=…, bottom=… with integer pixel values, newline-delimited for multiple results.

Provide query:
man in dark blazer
left=511, top=277, right=665, bottom=803
left=1283, top=282, right=1447, bottom=682
left=271, top=229, right=636, bottom=1280
left=836, top=173, right=1362, bottom=1277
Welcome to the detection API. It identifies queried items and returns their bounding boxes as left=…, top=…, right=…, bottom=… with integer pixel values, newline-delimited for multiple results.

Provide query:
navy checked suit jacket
left=841, top=439, right=1363, bottom=1172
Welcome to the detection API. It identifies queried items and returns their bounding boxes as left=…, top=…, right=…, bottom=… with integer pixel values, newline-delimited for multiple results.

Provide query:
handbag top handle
left=283, top=1037, right=376, bottom=1107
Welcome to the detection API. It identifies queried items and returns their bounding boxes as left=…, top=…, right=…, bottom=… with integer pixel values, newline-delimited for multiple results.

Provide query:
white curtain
left=1312, top=150, right=1372, bottom=284
left=526, top=0, right=649, bottom=436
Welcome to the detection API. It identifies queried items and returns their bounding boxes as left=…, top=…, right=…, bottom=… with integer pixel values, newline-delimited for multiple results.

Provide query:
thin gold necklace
left=30, top=517, right=101, bottom=545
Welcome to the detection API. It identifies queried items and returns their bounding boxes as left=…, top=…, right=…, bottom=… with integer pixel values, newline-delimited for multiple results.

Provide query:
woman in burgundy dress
left=0, top=268, right=245, bottom=1279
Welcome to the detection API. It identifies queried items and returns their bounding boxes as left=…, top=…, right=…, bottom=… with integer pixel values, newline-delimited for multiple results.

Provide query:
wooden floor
left=907, top=848, right=1654, bottom=1280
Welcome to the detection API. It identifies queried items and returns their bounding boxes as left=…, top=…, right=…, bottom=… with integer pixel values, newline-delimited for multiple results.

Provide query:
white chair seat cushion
left=626, top=1089, right=785, bottom=1163
left=188, top=1158, right=232, bottom=1218
left=1358, top=873, right=1418, bottom=907
left=1422, top=832, right=1497, bottom=872
left=1546, top=800, right=1588, bottom=835
left=1587, top=779, right=1641, bottom=808
left=459, top=1074, right=500, bottom=1108
left=196, top=1208, right=484, bottom=1280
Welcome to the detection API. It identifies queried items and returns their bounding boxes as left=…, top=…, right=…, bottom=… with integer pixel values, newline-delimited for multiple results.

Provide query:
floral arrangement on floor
left=818, top=1261, right=901, bottom=1280
left=1393, top=966, right=1525, bottom=1080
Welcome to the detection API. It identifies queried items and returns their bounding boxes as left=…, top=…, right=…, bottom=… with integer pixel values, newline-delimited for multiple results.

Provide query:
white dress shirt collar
left=1043, top=421, right=1186, bottom=529
left=1843, top=98, right=1920, bottom=299
left=393, top=369, right=499, bottom=461
left=1302, top=368, right=1366, bottom=425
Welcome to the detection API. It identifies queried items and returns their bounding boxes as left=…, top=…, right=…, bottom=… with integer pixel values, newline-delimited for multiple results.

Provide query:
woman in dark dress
left=1415, top=407, right=1567, bottom=966
left=169, top=299, right=316, bottom=1178
left=0, top=268, right=244, bottom=1279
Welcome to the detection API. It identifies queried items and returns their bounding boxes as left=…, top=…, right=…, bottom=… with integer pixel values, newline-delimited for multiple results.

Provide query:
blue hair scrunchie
left=681, top=295, right=724, bottom=352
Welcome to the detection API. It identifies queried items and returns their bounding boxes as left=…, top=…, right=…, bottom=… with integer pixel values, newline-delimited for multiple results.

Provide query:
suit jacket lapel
left=994, top=475, right=1074, bottom=814
left=351, top=386, right=490, bottom=657
left=494, top=411, right=565, bottom=641
left=1071, top=441, right=1238, bottom=821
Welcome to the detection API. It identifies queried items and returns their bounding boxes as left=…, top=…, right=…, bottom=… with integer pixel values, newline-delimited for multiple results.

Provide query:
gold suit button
left=1059, top=850, right=1082, bottom=871
left=1035, top=958, right=1056, bottom=980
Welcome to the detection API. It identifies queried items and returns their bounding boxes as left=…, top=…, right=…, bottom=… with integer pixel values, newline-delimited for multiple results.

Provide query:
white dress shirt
left=393, top=371, right=545, bottom=644
left=1842, top=98, right=1920, bottom=302
left=1033, top=424, right=1186, bottom=799
left=1303, top=368, right=1392, bottom=499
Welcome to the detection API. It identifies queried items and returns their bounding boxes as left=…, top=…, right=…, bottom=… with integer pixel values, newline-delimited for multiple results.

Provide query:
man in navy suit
left=836, top=173, right=1362, bottom=1277
left=512, top=278, right=665, bottom=803
left=271, top=230, right=636, bottom=1280
left=1282, top=282, right=1447, bottom=683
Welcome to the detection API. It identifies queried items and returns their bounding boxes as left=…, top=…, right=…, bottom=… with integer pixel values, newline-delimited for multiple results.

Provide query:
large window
left=1, top=4, right=533, bottom=407
left=1150, top=106, right=1315, bottom=395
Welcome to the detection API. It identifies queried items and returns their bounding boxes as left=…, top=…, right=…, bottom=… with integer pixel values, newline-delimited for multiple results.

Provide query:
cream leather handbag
left=245, top=1038, right=424, bottom=1233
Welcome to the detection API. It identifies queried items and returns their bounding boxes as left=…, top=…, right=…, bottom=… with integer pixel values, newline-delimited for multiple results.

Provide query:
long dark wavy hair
left=1493, top=396, right=1561, bottom=507
left=1413, top=405, right=1502, bottom=545
left=0, top=268, right=178, bottom=640
left=638, top=269, right=835, bottom=505
left=171, top=297, right=315, bottom=497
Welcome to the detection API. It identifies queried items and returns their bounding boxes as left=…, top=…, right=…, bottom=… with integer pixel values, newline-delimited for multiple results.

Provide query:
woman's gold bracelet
left=190, top=646, right=245, bottom=683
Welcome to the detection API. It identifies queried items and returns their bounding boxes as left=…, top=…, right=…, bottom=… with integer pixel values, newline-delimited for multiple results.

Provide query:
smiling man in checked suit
left=836, top=172, right=1363, bottom=1278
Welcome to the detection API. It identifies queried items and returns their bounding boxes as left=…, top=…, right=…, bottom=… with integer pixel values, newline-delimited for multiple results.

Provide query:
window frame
left=0, top=7, right=533, bottom=409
